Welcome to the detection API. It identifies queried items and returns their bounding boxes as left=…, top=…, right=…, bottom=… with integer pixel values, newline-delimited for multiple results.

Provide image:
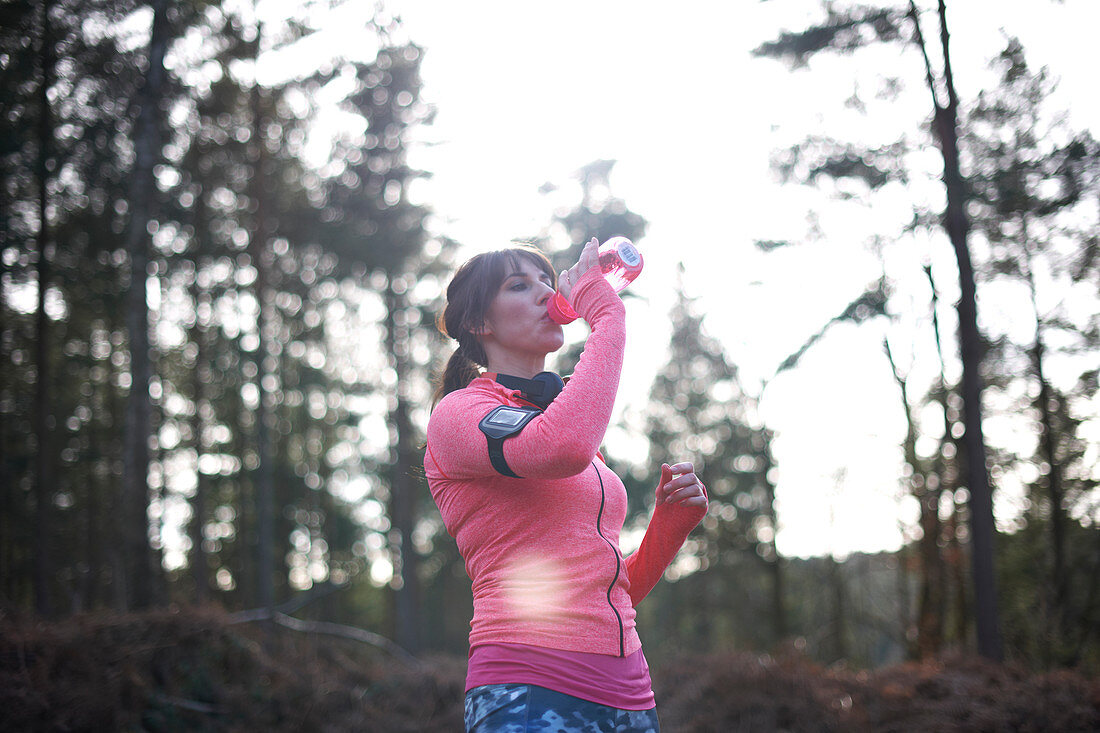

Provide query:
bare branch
left=907, top=0, right=945, bottom=113
left=226, top=608, right=423, bottom=668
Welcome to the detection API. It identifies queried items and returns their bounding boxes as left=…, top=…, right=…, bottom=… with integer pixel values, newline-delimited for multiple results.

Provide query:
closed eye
left=503, top=270, right=552, bottom=291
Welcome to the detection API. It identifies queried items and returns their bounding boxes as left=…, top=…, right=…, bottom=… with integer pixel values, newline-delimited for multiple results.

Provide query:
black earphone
left=493, top=371, right=564, bottom=410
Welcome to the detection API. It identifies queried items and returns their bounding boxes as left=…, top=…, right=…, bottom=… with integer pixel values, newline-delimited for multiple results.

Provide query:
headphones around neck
left=492, top=371, right=564, bottom=410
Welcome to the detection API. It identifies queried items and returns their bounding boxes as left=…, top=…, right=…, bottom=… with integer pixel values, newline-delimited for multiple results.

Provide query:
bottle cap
left=546, top=292, right=579, bottom=324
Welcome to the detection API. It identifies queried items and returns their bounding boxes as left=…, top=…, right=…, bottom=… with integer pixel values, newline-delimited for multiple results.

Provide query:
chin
left=532, top=339, right=564, bottom=359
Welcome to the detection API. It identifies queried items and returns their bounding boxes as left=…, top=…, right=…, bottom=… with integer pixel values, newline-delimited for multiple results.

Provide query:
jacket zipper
left=592, top=461, right=625, bottom=657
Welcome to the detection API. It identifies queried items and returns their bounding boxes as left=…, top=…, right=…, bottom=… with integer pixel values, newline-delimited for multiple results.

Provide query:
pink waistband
left=466, top=642, right=655, bottom=711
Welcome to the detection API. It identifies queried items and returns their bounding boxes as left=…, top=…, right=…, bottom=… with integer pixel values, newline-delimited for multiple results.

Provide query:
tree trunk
left=120, top=0, right=170, bottom=610
left=946, top=501, right=970, bottom=646
left=249, top=79, right=275, bottom=613
left=33, top=0, right=55, bottom=618
left=1020, top=221, right=1068, bottom=647
left=829, top=553, right=848, bottom=662
left=939, top=122, right=1003, bottom=662
left=895, top=543, right=913, bottom=658
left=189, top=279, right=210, bottom=604
left=926, top=265, right=955, bottom=654
left=385, top=278, right=421, bottom=655
left=883, top=334, right=944, bottom=659
left=84, top=402, right=105, bottom=609
left=760, top=433, right=786, bottom=643
left=0, top=290, right=10, bottom=603
left=910, top=0, right=1003, bottom=661
left=188, top=189, right=213, bottom=604
left=941, top=110, right=1002, bottom=662
left=916, top=481, right=946, bottom=658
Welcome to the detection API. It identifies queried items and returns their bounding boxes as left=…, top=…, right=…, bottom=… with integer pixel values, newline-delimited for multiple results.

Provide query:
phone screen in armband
left=478, top=405, right=541, bottom=478
left=479, top=405, right=541, bottom=440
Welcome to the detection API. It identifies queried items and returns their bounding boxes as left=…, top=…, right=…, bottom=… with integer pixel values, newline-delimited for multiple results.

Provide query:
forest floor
left=2, top=606, right=1098, bottom=732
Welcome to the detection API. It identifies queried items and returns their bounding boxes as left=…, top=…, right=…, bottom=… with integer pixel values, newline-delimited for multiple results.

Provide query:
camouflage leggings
left=464, top=683, right=660, bottom=733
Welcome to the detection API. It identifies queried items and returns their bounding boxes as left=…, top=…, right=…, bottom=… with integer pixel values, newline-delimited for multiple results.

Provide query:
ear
left=471, top=321, right=492, bottom=337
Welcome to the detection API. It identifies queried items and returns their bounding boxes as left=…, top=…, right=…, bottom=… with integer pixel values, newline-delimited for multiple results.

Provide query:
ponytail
left=433, top=339, right=484, bottom=407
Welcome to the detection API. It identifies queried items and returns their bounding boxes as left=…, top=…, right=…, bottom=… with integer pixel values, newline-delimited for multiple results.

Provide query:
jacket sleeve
left=425, top=267, right=626, bottom=481
left=623, top=465, right=708, bottom=606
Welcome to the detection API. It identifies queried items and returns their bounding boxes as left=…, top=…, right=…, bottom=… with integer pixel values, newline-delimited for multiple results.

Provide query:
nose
left=535, top=280, right=554, bottom=304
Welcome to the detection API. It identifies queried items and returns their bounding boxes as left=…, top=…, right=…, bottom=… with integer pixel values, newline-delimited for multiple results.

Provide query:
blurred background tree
left=533, top=158, right=648, bottom=376
left=964, top=38, right=1100, bottom=667
left=640, top=269, right=782, bottom=654
left=753, top=0, right=1100, bottom=668
left=0, top=0, right=446, bottom=637
left=1, top=0, right=1097, bottom=679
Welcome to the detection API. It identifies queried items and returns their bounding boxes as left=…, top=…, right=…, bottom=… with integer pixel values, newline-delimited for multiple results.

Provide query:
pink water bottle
left=547, top=236, right=643, bottom=325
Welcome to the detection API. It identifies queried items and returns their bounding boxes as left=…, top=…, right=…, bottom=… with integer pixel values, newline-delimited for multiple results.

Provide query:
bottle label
left=618, top=242, right=641, bottom=268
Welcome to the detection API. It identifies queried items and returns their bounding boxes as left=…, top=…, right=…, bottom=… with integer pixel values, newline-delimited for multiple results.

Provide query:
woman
left=425, top=238, right=708, bottom=732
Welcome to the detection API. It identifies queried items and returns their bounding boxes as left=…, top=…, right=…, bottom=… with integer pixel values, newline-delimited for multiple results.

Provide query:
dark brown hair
left=433, top=245, right=556, bottom=405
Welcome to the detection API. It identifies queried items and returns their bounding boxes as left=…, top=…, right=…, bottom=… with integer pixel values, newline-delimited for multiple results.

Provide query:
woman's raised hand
left=557, top=237, right=599, bottom=301
left=656, top=462, right=709, bottom=508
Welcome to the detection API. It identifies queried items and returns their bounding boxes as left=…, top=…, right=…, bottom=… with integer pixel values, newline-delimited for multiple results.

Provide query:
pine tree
left=312, top=26, right=440, bottom=651
left=535, top=159, right=647, bottom=376
left=645, top=270, right=782, bottom=650
left=754, top=0, right=1004, bottom=661
left=965, top=39, right=1100, bottom=664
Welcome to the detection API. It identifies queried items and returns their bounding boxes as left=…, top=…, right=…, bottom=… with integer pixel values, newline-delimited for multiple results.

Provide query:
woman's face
left=479, top=256, right=564, bottom=363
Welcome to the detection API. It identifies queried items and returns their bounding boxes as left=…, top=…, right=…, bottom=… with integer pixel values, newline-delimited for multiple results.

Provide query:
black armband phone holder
left=478, top=405, right=541, bottom=478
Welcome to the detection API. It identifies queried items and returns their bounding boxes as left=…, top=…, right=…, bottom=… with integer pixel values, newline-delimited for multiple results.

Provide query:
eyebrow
left=503, top=270, right=551, bottom=282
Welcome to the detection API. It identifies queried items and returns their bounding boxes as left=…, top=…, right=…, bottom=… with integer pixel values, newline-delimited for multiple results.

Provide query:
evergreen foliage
left=640, top=271, right=785, bottom=653
left=0, top=2, right=443, bottom=638
left=964, top=38, right=1100, bottom=667
left=753, top=1, right=1099, bottom=666
left=1, top=0, right=1097, bottom=681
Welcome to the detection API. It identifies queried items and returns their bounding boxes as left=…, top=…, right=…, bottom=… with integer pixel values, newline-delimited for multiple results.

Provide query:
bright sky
left=312, top=0, right=1100, bottom=558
